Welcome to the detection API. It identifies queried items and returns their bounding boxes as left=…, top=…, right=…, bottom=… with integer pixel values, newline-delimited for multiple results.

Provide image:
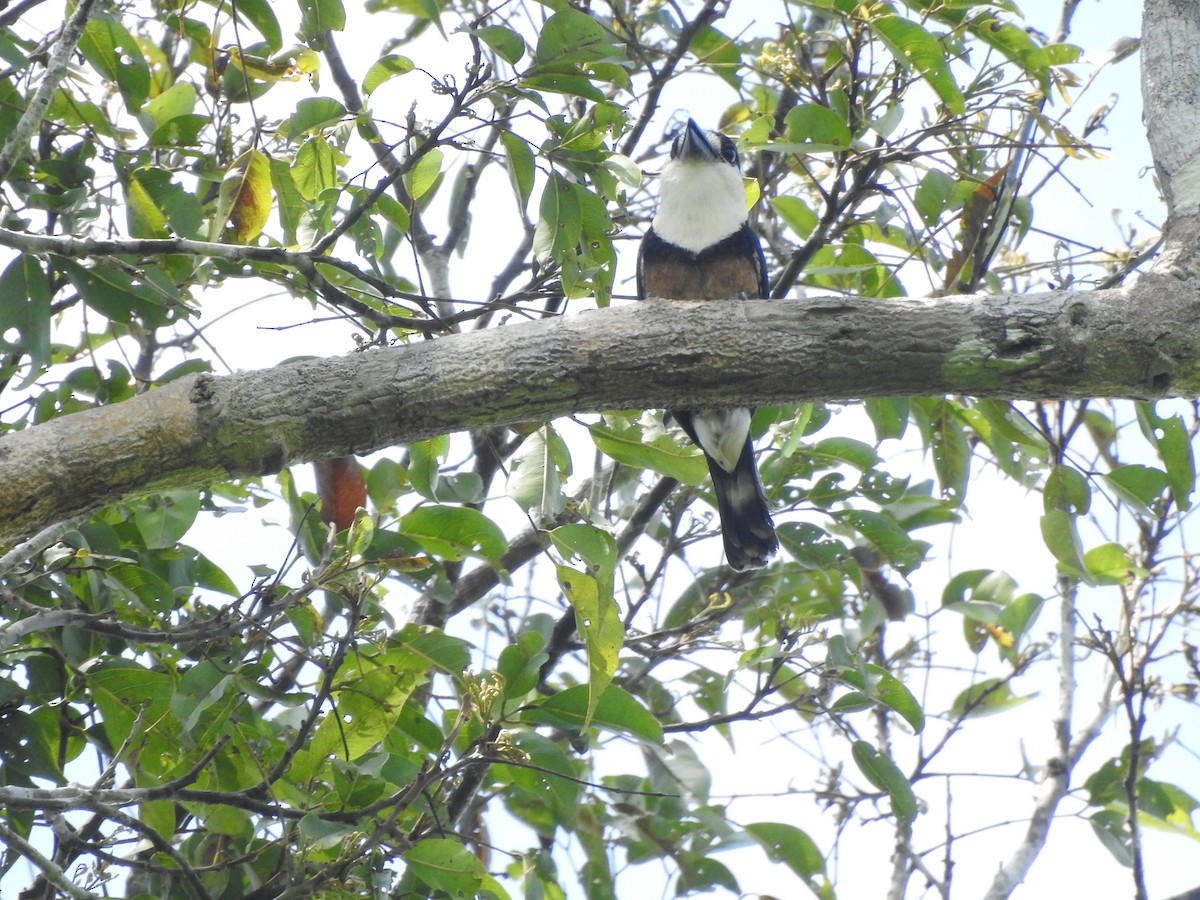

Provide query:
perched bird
left=637, top=118, right=779, bottom=571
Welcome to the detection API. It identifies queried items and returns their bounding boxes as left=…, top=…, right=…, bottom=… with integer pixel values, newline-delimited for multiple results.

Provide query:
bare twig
left=4, top=814, right=105, bottom=900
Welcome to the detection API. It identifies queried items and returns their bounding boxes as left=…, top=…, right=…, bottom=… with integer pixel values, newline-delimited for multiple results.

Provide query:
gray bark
left=0, top=278, right=1197, bottom=542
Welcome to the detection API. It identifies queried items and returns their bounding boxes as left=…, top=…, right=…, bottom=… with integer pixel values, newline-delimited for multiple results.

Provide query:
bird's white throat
left=652, top=159, right=748, bottom=253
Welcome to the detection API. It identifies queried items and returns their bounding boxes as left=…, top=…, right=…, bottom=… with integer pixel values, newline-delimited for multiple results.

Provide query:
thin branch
left=0, top=515, right=82, bottom=574
left=619, top=0, right=725, bottom=156
left=2, top=815, right=106, bottom=900
left=0, top=0, right=98, bottom=184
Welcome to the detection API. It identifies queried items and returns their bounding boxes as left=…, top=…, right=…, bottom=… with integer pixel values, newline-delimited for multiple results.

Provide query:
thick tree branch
left=0, top=281, right=1195, bottom=543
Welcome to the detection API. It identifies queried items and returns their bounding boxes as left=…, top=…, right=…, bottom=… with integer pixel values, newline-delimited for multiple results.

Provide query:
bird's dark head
left=671, top=118, right=741, bottom=170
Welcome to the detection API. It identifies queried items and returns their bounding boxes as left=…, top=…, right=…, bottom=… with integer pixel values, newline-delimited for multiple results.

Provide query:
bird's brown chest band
left=640, top=253, right=761, bottom=301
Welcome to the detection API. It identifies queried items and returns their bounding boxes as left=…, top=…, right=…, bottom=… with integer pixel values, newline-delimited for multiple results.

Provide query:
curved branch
left=1, top=281, right=1197, bottom=543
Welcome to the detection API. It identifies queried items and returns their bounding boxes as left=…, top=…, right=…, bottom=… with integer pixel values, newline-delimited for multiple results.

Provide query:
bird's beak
left=677, top=118, right=716, bottom=161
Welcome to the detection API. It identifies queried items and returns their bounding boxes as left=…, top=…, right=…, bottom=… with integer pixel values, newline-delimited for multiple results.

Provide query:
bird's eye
left=718, top=138, right=739, bottom=165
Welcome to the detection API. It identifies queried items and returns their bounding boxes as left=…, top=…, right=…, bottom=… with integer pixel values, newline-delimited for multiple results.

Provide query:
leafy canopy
left=0, top=1, right=1193, bottom=899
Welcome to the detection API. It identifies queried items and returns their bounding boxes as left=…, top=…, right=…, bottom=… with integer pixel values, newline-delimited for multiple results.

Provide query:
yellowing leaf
left=211, top=149, right=273, bottom=243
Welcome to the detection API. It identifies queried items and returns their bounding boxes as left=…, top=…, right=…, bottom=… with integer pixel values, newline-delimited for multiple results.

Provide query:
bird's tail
left=709, top=439, right=778, bottom=571
left=673, top=409, right=778, bottom=571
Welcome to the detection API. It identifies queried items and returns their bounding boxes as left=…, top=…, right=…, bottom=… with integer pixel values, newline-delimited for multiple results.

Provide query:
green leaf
left=346, top=507, right=375, bottom=558
left=500, top=131, right=536, bottom=213
left=474, top=26, right=526, bottom=65
left=810, top=436, right=880, bottom=470
left=520, top=72, right=606, bottom=102
left=496, top=730, right=582, bottom=829
left=589, top=420, right=708, bottom=485
left=399, top=623, right=473, bottom=675
left=233, top=0, right=283, bottom=50
left=1084, top=542, right=1145, bottom=585
left=373, top=189, right=412, bottom=234
left=522, top=685, right=663, bottom=743
left=942, top=569, right=1027, bottom=653
left=776, top=522, right=849, bottom=570
left=270, top=157, right=306, bottom=245
left=942, top=568, right=1015, bottom=610
left=107, top=563, right=179, bottom=613
left=297, top=0, right=346, bottom=44
left=863, top=397, right=909, bottom=442
left=132, top=491, right=201, bottom=549
left=551, top=523, right=617, bottom=577
left=553, top=548, right=622, bottom=728
left=1089, top=809, right=1134, bottom=866
left=298, top=812, right=357, bottom=850
left=871, top=15, right=965, bottom=115
left=0, top=706, right=62, bottom=783
left=1105, top=464, right=1169, bottom=515
left=534, top=9, right=618, bottom=68
left=851, top=740, right=918, bottom=822
left=189, top=548, right=240, bottom=597
left=507, top=426, right=568, bottom=521
left=290, top=653, right=428, bottom=781
left=602, top=153, right=641, bottom=187
left=838, top=664, right=925, bottom=734
left=279, top=466, right=326, bottom=564
left=277, top=96, right=348, bottom=139
left=746, top=822, right=825, bottom=880
left=363, top=54, right=414, bottom=95
left=400, top=506, right=507, bottom=564
left=783, top=103, right=852, bottom=149
left=88, top=662, right=175, bottom=768
left=949, top=678, right=1036, bottom=718
left=292, top=136, right=341, bottom=202
left=171, top=660, right=234, bottom=735
left=404, top=838, right=487, bottom=898
left=140, top=798, right=177, bottom=841
left=1136, top=403, right=1195, bottom=510
left=1044, top=465, right=1090, bottom=515
left=57, top=258, right=173, bottom=327
left=496, top=631, right=548, bottom=699
left=689, top=26, right=742, bottom=88
left=830, top=690, right=873, bottom=714
left=1039, top=509, right=1091, bottom=583
left=127, top=167, right=203, bottom=238
left=929, top=400, right=970, bottom=504
left=79, top=15, right=150, bottom=112
left=914, top=169, right=954, bottom=225
left=772, top=195, right=818, bottom=238
left=403, top=0, right=446, bottom=38
left=968, top=15, right=1061, bottom=95
left=997, top=591, right=1044, bottom=648
left=533, top=172, right=582, bottom=262
left=407, top=436, right=483, bottom=503
left=833, top=509, right=929, bottom=574
left=0, top=256, right=52, bottom=388
left=138, top=82, right=197, bottom=136
left=676, top=853, right=740, bottom=894
left=405, top=148, right=444, bottom=201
